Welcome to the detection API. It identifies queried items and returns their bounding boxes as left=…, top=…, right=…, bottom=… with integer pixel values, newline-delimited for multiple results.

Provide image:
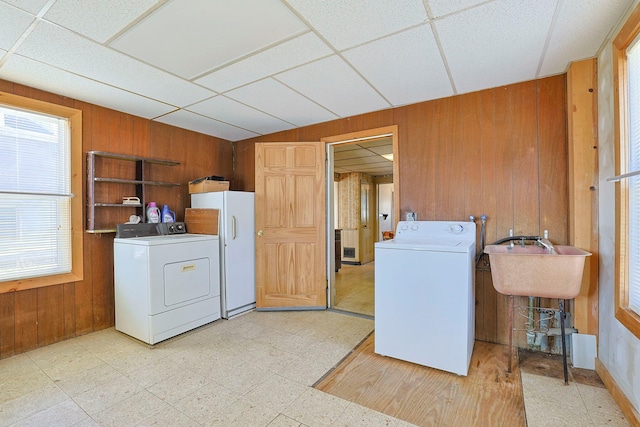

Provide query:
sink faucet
left=537, top=237, right=555, bottom=253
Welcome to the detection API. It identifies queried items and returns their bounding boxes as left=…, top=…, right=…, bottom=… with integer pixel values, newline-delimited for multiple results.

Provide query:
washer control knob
left=411, top=224, right=418, bottom=231
left=401, top=224, right=408, bottom=231
left=451, top=224, right=464, bottom=234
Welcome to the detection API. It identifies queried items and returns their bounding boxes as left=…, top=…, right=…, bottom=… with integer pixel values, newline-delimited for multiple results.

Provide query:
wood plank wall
left=0, top=79, right=233, bottom=359
left=234, top=75, right=568, bottom=345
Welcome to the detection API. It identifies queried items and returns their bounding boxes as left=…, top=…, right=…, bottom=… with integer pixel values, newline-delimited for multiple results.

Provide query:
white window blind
left=0, top=105, right=71, bottom=282
left=626, top=36, right=640, bottom=314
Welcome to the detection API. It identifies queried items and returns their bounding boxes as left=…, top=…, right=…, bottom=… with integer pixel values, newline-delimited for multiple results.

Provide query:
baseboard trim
left=595, top=358, right=640, bottom=426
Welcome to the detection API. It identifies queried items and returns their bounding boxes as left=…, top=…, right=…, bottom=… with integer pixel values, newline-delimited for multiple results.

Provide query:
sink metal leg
left=559, top=298, right=569, bottom=384
left=508, top=295, right=513, bottom=373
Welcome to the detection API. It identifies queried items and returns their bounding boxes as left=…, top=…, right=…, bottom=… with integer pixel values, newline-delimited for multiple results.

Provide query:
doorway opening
left=322, top=126, right=399, bottom=317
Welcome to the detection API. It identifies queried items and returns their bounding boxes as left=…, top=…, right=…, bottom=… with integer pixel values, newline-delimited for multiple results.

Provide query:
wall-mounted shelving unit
left=86, top=151, right=180, bottom=233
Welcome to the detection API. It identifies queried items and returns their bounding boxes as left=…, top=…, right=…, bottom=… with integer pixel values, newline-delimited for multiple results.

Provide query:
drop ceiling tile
left=0, top=54, right=175, bottom=118
left=276, top=55, right=391, bottom=118
left=285, top=0, right=428, bottom=50
left=427, top=0, right=487, bottom=17
left=110, top=0, right=307, bottom=79
left=187, top=96, right=296, bottom=135
left=343, top=24, right=452, bottom=106
left=225, top=78, right=338, bottom=127
left=539, top=0, right=633, bottom=76
left=436, top=0, right=557, bottom=94
left=369, top=145, right=393, bottom=155
left=2, top=0, right=48, bottom=14
left=42, top=0, right=160, bottom=43
left=334, top=149, right=377, bottom=161
left=195, top=32, right=333, bottom=92
left=154, top=109, right=258, bottom=141
left=16, top=21, right=214, bottom=107
left=0, top=2, right=34, bottom=50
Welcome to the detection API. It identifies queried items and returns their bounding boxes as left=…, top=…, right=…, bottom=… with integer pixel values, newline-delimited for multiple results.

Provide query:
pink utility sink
left=483, top=244, right=592, bottom=299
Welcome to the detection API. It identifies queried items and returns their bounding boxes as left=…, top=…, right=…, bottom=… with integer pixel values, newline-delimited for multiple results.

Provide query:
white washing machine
left=114, top=225, right=220, bottom=345
left=374, top=220, right=476, bottom=376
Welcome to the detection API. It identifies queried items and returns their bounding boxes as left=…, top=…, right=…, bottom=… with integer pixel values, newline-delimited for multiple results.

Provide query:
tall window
left=613, top=4, right=640, bottom=339
left=0, top=92, right=82, bottom=292
left=628, top=36, right=640, bottom=316
left=0, top=106, right=71, bottom=281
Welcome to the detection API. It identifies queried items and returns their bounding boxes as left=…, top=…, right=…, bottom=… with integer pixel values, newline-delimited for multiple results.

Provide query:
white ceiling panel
left=43, top=0, right=161, bottom=43
left=427, top=0, right=487, bottom=17
left=187, top=96, right=296, bottom=135
left=276, top=55, right=391, bottom=118
left=0, top=2, right=34, bottom=50
left=110, top=0, right=307, bottom=79
left=0, top=54, right=176, bottom=118
left=154, top=109, right=259, bottom=141
left=436, top=0, right=557, bottom=94
left=539, top=0, right=633, bottom=76
left=343, top=24, right=453, bottom=106
left=225, top=78, right=338, bottom=127
left=0, top=1, right=630, bottom=142
left=1, top=0, right=48, bottom=14
left=285, top=0, right=428, bottom=51
left=15, top=21, right=214, bottom=107
left=195, top=32, right=333, bottom=93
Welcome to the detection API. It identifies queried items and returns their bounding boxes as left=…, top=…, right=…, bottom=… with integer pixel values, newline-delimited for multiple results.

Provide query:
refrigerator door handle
left=231, top=215, right=236, bottom=240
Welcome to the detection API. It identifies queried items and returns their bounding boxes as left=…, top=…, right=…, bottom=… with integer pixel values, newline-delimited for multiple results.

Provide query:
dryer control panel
left=394, top=221, right=475, bottom=240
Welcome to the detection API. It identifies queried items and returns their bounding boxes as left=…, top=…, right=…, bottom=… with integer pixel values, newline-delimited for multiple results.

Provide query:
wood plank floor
left=315, top=333, right=525, bottom=427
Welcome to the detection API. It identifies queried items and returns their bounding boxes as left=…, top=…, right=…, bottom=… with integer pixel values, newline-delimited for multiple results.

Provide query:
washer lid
left=375, top=238, right=474, bottom=253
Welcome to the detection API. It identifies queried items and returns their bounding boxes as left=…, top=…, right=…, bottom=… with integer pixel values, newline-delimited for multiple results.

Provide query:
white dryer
left=375, top=221, right=476, bottom=376
left=114, top=227, right=220, bottom=345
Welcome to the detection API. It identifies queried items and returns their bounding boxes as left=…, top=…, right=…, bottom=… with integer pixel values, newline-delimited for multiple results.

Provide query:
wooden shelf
left=86, top=151, right=180, bottom=233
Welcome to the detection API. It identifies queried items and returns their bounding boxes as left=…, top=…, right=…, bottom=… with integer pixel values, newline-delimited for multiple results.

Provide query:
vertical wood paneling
left=493, top=87, right=515, bottom=346
left=0, top=74, right=567, bottom=357
left=37, top=285, right=65, bottom=347
left=0, top=292, right=15, bottom=358
left=234, top=77, right=567, bottom=346
left=434, top=97, right=456, bottom=219
left=538, top=75, right=568, bottom=244
left=462, top=91, right=487, bottom=341
left=0, top=79, right=234, bottom=359
left=479, top=89, right=499, bottom=343
left=402, top=101, right=435, bottom=218
left=64, top=283, right=76, bottom=340
left=511, top=81, right=540, bottom=235
left=15, top=290, right=38, bottom=354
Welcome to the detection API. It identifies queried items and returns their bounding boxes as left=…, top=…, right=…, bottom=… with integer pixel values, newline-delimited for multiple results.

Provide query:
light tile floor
left=0, top=310, right=413, bottom=427
left=521, top=371, right=630, bottom=426
left=0, top=310, right=631, bottom=426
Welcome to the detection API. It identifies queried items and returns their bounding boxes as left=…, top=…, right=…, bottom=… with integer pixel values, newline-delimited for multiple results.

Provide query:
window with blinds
left=0, top=105, right=72, bottom=281
left=628, top=36, right=640, bottom=315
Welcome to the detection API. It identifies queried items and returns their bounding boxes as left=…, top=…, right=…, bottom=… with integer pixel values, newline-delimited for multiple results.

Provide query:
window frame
left=613, top=4, right=640, bottom=339
left=0, top=92, right=83, bottom=293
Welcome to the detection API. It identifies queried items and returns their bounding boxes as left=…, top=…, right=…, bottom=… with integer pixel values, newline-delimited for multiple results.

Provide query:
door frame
left=321, top=125, right=399, bottom=309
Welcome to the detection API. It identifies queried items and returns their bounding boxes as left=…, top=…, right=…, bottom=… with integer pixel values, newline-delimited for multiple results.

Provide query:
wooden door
left=255, top=142, right=327, bottom=309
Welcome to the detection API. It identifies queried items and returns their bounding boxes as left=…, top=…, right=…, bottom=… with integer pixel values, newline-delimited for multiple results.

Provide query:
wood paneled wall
left=234, top=75, right=568, bottom=345
left=0, top=79, right=232, bottom=359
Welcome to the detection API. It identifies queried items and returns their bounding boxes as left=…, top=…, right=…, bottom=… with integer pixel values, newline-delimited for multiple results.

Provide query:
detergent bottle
left=146, top=202, right=160, bottom=223
left=161, top=204, right=176, bottom=223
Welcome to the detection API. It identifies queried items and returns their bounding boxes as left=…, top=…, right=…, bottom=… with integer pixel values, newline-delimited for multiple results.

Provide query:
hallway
left=333, top=262, right=374, bottom=317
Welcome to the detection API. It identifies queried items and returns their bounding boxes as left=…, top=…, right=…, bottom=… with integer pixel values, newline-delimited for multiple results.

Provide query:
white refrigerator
left=191, top=191, right=255, bottom=318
